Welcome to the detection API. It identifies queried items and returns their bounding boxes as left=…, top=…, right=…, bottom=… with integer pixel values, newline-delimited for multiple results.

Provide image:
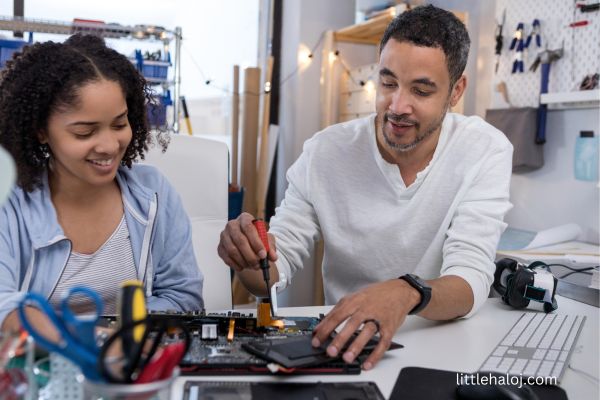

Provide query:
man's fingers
left=341, top=322, right=378, bottom=364
left=228, top=218, right=262, bottom=268
left=324, top=314, right=363, bottom=358
left=239, top=214, right=268, bottom=259
left=218, top=250, right=242, bottom=272
left=361, top=337, right=390, bottom=370
left=218, top=233, right=246, bottom=271
left=220, top=220, right=261, bottom=270
left=311, top=299, right=356, bottom=348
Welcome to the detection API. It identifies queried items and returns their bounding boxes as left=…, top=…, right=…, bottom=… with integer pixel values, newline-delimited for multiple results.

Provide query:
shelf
left=0, top=16, right=181, bottom=132
left=334, top=4, right=409, bottom=45
left=0, top=16, right=174, bottom=42
left=540, top=90, right=600, bottom=109
left=334, top=8, right=397, bottom=45
left=332, top=5, right=466, bottom=46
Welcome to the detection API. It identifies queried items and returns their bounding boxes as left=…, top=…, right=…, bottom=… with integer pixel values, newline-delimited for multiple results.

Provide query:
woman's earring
left=32, top=143, right=50, bottom=166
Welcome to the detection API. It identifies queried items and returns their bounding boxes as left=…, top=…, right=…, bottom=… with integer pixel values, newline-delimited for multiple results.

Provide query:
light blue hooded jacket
left=0, top=164, right=204, bottom=325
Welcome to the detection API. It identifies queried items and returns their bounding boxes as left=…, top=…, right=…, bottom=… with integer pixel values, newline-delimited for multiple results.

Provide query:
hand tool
left=252, top=219, right=275, bottom=318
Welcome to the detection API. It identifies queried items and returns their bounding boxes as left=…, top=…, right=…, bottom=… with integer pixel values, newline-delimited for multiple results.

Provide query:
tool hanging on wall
left=566, top=20, right=590, bottom=27
left=530, top=45, right=564, bottom=144
left=577, top=2, right=600, bottom=12
left=524, top=19, right=542, bottom=49
left=495, top=81, right=511, bottom=106
left=579, top=73, right=599, bottom=90
left=494, top=9, right=506, bottom=73
left=509, top=22, right=525, bottom=73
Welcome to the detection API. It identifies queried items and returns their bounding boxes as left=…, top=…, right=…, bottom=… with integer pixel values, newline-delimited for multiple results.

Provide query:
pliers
left=509, top=22, right=524, bottom=50
left=509, top=23, right=525, bottom=73
left=525, top=19, right=541, bottom=49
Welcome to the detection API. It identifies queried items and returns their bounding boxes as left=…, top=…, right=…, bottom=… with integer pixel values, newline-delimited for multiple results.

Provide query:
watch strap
left=399, top=274, right=432, bottom=315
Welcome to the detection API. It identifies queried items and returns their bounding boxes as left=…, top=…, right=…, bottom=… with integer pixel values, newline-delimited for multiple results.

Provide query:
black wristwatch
left=399, top=274, right=432, bottom=315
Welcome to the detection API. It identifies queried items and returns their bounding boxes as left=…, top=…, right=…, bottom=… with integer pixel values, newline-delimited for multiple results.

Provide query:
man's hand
left=217, top=212, right=278, bottom=272
left=311, top=279, right=420, bottom=370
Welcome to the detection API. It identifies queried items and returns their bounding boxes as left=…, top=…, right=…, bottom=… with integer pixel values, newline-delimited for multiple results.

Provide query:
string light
left=328, top=49, right=340, bottom=65
left=364, top=80, right=376, bottom=95
left=297, top=44, right=313, bottom=69
left=182, top=31, right=378, bottom=97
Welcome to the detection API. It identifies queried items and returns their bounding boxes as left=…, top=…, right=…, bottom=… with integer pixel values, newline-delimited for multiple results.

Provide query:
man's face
left=375, top=39, right=465, bottom=158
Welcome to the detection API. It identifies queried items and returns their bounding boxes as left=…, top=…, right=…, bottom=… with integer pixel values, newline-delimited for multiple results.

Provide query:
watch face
left=407, top=274, right=431, bottom=290
left=401, top=274, right=431, bottom=315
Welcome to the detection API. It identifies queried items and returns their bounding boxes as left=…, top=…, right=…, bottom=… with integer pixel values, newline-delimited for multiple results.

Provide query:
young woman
left=0, top=34, right=203, bottom=331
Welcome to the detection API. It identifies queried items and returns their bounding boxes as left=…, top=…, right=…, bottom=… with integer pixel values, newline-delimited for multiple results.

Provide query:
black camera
left=493, top=258, right=558, bottom=313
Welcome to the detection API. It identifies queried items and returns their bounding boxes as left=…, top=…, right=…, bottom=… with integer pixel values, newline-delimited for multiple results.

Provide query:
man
left=218, top=5, right=512, bottom=370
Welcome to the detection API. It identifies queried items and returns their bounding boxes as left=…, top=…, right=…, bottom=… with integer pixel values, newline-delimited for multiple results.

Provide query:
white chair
left=143, top=135, right=232, bottom=310
left=0, top=146, right=16, bottom=206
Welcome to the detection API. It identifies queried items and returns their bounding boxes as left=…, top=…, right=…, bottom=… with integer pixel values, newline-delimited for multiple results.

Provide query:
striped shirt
left=49, top=215, right=137, bottom=315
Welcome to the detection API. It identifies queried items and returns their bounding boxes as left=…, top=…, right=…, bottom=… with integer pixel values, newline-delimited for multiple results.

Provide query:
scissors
left=99, top=317, right=190, bottom=383
left=18, top=286, right=104, bottom=381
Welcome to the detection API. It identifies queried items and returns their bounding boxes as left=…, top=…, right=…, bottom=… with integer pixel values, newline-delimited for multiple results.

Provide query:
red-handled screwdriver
left=252, top=219, right=275, bottom=317
left=567, top=20, right=589, bottom=27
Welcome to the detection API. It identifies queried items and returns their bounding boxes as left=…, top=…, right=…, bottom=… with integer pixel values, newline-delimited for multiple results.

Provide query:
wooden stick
left=231, top=65, right=240, bottom=187
left=255, top=56, right=274, bottom=220
left=240, top=67, right=261, bottom=216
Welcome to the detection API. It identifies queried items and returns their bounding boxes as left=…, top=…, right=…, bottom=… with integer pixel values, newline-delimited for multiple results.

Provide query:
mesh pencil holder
left=82, top=367, right=178, bottom=400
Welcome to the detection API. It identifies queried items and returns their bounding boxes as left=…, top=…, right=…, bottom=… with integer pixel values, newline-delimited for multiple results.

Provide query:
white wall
left=0, top=0, right=259, bottom=101
left=506, top=109, right=600, bottom=243
left=276, top=0, right=355, bottom=307
left=425, top=0, right=496, bottom=118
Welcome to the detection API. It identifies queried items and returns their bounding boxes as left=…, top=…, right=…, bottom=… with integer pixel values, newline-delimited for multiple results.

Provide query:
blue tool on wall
left=530, top=46, right=564, bottom=144
left=18, top=286, right=104, bottom=381
left=509, top=22, right=525, bottom=73
left=524, top=19, right=542, bottom=49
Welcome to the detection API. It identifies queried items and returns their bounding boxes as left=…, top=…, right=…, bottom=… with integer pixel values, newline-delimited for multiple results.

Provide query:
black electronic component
left=242, top=331, right=403, bottom=369
left=183, top=381, right=385, bottom=400
left=493, top=258, right=558, bottom=313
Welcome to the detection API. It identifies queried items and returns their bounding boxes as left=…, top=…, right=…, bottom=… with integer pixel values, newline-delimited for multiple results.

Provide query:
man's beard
left=381, top=102, right=449, bottom=153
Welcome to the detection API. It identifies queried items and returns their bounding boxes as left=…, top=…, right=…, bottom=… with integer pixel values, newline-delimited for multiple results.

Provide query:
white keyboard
left=480, top=312, right=586, bottom=382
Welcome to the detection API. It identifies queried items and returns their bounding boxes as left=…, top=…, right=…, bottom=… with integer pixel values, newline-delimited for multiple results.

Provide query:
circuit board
left=171, top=313, right=362, bottom=375
left=102, top=311, right=364, bottom=375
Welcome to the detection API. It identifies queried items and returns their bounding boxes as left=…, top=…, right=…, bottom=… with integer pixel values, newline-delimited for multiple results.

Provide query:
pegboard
left=494, top=0, right=600, bottom=108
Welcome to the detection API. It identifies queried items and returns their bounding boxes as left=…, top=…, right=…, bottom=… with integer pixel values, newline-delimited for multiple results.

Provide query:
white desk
left=171, top=296, right=599, bottom=399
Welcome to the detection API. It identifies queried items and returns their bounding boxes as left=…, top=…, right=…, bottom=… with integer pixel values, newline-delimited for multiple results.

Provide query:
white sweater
left=270, top=113, right=513, bottom=317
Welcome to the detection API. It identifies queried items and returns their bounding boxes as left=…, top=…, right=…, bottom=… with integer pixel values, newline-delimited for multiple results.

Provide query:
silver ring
left=363, top=318, right=381, bottom=334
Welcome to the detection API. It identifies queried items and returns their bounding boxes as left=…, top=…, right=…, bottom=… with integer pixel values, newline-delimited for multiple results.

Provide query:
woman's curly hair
left=0, top=34, right=167, bottom=192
